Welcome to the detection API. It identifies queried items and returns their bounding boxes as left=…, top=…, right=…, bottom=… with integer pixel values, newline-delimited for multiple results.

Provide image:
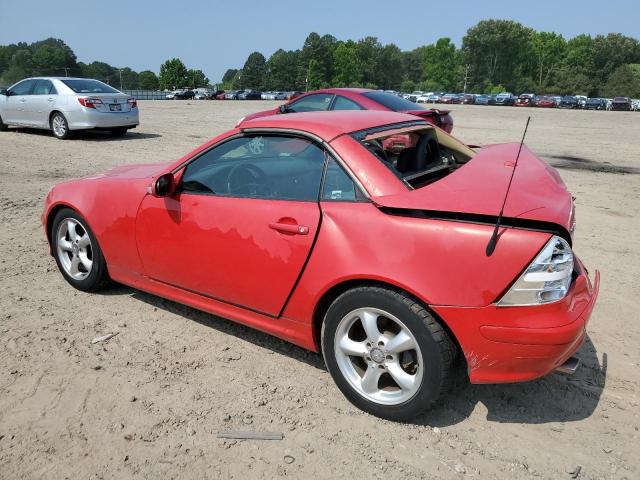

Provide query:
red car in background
left=515, top=93, right=535, bottom=107
left=42, top=110, right=598, bottom=421
left=535, top=96, right=558, bottom=108
left=242, top=88, right=454, bottom=133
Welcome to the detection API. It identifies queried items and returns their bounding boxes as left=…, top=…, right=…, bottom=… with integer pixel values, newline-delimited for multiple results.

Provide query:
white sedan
left=0, top=77, right=139, bottom=139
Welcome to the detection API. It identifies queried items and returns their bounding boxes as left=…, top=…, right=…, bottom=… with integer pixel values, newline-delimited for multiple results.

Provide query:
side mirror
left=0, top=89, right=8, bottom=96
left=278, top=104, right=289, bottom=114
left=152, top=173, right=176, bottom=197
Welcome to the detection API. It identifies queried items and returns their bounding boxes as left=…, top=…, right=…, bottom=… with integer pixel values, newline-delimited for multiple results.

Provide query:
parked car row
left=402, top=91, right=638, bottom=111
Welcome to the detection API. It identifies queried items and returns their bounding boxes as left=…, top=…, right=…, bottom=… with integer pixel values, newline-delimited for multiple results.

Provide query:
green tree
left=116, top=67, right=138, bottom=89
left=603, top=64, right=640, bottom=97
left=375, top=44, right=403, bottom=89
left=423, top=38, right=458, bottom=90
left=299, top=33, right=337, bottom=89
left=332, top=41, right=362, bottom=87
left=186, top=68, right=208, bottom=88
left=356, top=36, right=382, bottom=87
left=29, top=38, right=77, bottom=76
left=222, top=68, right=238, bottom=83
left=80, top=61, right=116, bottom=84
left=159, top=58, right=188, bottom=90
left=402, top=47, right=426, bottom=85
left=531, top=32, right=566, bottom=88
left=240, top=51, right=267, bottom=90
left=267, top=49, right=300, bottom=90
left=461, top=20, right=534, bottom=91
left=138, top=70, right=159, bottom=90
left=592, top=34, right=640, bottom=85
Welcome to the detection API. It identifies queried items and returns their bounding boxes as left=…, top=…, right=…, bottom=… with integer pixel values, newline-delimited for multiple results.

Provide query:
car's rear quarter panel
left=282, top=202, right=552, bottom=345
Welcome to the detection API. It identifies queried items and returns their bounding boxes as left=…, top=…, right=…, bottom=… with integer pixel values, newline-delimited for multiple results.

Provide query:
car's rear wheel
left=110, top=128, right=128, bottom=137
left=51, top=208, right=110, bottom=292
left=0, top=114, right=8, bottom=131
left=51, top=112, right=72, bottom=140
left=321, top=286, right=456, bottom=421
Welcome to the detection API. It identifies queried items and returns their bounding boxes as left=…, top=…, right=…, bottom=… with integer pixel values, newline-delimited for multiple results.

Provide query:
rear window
left=352, top=123, right=476, bottom=189
left=362, top=91, right=424, bottom=111
left=61, top=79, right=119, bottom=94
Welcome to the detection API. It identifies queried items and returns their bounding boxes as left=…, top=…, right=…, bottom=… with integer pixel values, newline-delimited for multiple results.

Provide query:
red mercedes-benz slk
left=42, top=111, right=599, bottom=420
left=241, top=88, right=454, bottom=134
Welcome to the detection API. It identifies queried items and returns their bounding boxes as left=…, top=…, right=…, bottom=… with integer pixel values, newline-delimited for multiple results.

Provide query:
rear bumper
left=432, top=257, right=600, bottom=383
left=67, top=108, right=140, bottom=130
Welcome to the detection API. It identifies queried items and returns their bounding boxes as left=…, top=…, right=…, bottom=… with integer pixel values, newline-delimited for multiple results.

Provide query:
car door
left=2, top=79, right=36, bottom=124
left=29, top=79, right=58, bottom=127
left=135, top=134, right=326, bottom=317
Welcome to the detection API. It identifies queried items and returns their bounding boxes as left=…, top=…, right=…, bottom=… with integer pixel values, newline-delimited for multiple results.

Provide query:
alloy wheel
left=52, top=115, right=66, bottom=137
left=56, top=218, right=93, bottom=280
left=334, top=307, right=423, bottom=405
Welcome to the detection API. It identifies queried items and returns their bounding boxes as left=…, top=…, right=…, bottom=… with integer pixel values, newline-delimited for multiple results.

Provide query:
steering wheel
left=226, top=163, right=267, bottom=195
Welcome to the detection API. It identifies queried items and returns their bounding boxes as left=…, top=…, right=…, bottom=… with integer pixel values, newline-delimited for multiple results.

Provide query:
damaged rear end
left=335, top=121, right=598, bottom=383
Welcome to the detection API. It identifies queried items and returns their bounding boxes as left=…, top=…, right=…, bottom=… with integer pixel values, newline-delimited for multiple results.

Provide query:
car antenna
left=485, top=116, right=531, bottom=257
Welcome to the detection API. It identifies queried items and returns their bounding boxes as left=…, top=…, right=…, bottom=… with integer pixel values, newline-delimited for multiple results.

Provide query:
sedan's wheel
left=51, top=208, right=110, bottom=291
left=322, top=286, right=456, bottom=421
left=51, top=112, right=72, bottom=140
left=0, top=114, right=8, bottom=131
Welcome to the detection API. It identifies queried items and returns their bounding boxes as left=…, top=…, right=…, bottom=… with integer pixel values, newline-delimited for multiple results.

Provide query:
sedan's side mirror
left=0, top=89, right=8, bottom=96
left=279, top=104, right=289, bottom=114
left=152, top=173, right=176, bottom=197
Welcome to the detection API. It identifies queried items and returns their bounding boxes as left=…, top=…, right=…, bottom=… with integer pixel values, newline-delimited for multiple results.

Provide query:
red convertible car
left=43, top=111, right=599, bottom=420
left=242, top=88, right=454, bottom=134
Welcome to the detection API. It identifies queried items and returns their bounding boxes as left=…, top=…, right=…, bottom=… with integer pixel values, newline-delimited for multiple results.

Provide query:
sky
left=1, top=0, right=638, bottom=82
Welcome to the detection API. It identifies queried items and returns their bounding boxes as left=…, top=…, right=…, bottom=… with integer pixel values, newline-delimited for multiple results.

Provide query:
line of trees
left=0, top=38, right=210, bottom=91
left=224, top=20, right=640, bottom=97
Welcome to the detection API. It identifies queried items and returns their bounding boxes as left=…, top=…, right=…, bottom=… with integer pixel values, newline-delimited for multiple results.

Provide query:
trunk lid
left=371, top=143, right=573, bottom=234
left=80, top=93, right=133, bottom=113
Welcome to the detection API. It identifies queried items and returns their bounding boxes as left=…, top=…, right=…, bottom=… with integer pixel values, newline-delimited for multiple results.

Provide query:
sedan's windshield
left=62, top=79, right=119, bottom=94
left=362, top=91, right=424, bottom=111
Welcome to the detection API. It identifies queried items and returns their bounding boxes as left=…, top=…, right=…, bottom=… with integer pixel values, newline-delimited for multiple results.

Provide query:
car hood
left=96, top=162, right=169, bottom=180
left=371, top=143, right=573, bottom=234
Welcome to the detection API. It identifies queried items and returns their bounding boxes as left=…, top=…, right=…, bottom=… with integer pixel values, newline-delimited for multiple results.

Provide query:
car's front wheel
left=51, top=112, right=72, bottom=140
left=0, top=114, right=8, bottom=131
left=321, top=286, right=456, bottom=421
left=51, top=208, right=110, bottom=292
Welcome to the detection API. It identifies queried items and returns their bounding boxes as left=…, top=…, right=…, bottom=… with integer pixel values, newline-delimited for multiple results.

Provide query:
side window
left=181, top=135, right=326, bottom=201
left=33, top=80, right=57, bottom=95
left=322, top=158, right=360, bottom=201
left=9, top=79, right=36, bottom=96
left=287, top=94, right=334, bottom=112
left=332, top=96, right=363, bottom=111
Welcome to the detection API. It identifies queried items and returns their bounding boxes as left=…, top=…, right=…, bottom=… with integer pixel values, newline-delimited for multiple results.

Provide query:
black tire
left=110, top=127, right=128, bottom=137
left=0, top=114, right=8, bottom=131
left=321, top=286, right=456, bottom=421
left=51, top=208, right=111, bottom=292
left=50, top=112, right=73, bottom=140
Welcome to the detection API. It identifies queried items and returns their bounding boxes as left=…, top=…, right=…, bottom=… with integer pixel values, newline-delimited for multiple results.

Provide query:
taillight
left=127, top=98, right=137, bottom=108
left=78, top=97, right=103, bottom=109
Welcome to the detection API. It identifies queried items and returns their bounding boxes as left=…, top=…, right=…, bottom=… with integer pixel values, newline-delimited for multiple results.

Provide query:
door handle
left=47, top=98, right=54, bottom=102
left=269, top=222, right=309, bottom=235
left=19, top=98, right=26, bottom=102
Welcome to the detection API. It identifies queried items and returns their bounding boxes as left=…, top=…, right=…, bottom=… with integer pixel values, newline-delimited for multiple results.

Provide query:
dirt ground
left=0, top=101, right=638, bottom=479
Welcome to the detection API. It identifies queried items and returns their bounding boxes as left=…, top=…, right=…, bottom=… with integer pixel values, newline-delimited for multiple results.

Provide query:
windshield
left=362, top=91, right=424, bottom=111
left=61, top=79, right=120, bottom=94
left=353, top=123, right=475, bottom=189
